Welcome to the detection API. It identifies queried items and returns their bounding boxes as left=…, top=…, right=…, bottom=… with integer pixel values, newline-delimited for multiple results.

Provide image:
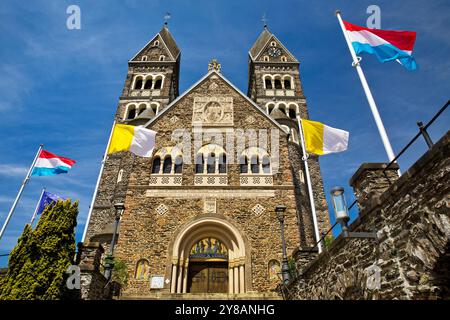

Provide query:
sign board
left=150, top=276, right=165, bottom=289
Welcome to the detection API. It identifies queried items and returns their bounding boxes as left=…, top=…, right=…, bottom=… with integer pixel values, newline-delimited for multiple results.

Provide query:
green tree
left=0, top=199, right=78, bottom=300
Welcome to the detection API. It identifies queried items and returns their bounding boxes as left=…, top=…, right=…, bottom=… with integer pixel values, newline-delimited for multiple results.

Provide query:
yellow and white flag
left=301, top=119, right=349, bottom=155
left=107, top=124, right=157, bottom=157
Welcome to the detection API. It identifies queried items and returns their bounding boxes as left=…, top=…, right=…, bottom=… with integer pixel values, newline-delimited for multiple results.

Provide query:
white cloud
left=0, top=164, right=28, bottom=177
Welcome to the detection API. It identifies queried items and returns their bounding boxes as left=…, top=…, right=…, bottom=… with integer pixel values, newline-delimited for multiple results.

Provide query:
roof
left=130, top=25, right=180, bottom=62
left=248, top=27, right=299, bottom=63
left=249, top=28, right=272, bottom=60
left=159, top=26, right=181, bottom=60
left=270, top=108, right=290, bottom=120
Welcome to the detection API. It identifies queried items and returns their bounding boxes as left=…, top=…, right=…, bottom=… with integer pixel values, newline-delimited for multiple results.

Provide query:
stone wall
left=287, top=131, right=450, bottom=300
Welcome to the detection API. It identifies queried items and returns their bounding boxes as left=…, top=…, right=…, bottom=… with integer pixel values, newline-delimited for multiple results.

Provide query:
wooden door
left=188, top=262, right=228, bottom=293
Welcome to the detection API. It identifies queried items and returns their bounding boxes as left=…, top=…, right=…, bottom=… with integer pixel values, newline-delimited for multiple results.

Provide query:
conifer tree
left=0, top=199, right=78, bottom=300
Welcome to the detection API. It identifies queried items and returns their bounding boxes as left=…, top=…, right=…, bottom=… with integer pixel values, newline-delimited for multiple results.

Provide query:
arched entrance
left=169, top=216, right=248, bottom=294
left=187, top=237, right=228, bottom=293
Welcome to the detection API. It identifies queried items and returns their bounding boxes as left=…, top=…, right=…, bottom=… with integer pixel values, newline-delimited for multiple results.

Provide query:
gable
left=130, top=34, right=175, bottom=62
left=143, top=71, right=288, bottom=134
left=253, top=35, right=299, bottom=63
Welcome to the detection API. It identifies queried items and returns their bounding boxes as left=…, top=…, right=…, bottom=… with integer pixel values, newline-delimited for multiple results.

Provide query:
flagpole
left=297, top=117, right=323, bottom=254
left=81, top=121, right=116, bottom=243
left=0, top=144, right=43, bottom=241
left=30, top=188, right=46, bottom=225
left=335, top=10, right=400, bottom=174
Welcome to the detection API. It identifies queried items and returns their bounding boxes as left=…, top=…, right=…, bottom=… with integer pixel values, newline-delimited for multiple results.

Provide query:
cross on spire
left=262, top=13, right=268, bottom=29
left=164, top=12, right=171, bottom=26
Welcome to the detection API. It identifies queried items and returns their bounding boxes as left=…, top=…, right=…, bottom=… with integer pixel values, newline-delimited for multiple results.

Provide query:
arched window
left=117, top=169, right=124, bottom=183
left=195, top=154, right=204, bottom=174
left=134, top=77, right=143, bottom=90
left=154, top=78, right=162, bottom=89
left=138, top=104, right=147, bottom=115
left=278, top=104, right=286, bottom=115
left=274, top=78, right=282, bottom=89
left=270, top=41, right=277, bottom=47
left=240, top=156, right=248, bottom=174
left=262, top=156, right=271, bottom=174
left=135, top=259, right=150, bottom=280
left=159, top=55, right=165, bottom=61
left=154, top=40, right=159, bottom=46
left=174, top=156, right=183, bottom=174
left=207, top=153, right=216, bottom=174
left=141, top=56, right=148, bottom=61
left=267, top=103, right=275, bottom=115
left=281, top=56, right=287, bottom=62
left=263, top=56, right=269, bottom=62
left=218, top=153, right=227, bottom=174
left=151, top=103, right=158, bottom=115
left=265, top=78, right=273, bottom=89
left=144, top=78, right=153, bottom=89
left=250, top=155, right=260, bottom=174
left=284, top=79, right=292, bottom=90
left=151, top=157, right=161, bottom=174
left=289, top=108, right=296, bottom=119
left=163, top=157, right=172, bottom=174
left=127, top=107, right=136, bottom=120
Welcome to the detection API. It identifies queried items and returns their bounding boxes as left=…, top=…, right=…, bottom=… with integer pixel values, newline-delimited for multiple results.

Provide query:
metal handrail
left=384, top=100, right=449, bottom=172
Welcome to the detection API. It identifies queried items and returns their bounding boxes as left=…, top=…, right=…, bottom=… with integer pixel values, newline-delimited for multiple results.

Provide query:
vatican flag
left=301, top=119, right=349, bottom=155
left=107, top=124, right=157, bottom=157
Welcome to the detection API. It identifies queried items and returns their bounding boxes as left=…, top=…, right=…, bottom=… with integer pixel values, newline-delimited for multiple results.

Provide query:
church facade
left=84, top=24, right=330, bottom=298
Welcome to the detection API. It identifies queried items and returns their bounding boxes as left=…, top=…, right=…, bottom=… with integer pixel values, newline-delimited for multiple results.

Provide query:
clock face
left=268, top=47, right=282, bottom=57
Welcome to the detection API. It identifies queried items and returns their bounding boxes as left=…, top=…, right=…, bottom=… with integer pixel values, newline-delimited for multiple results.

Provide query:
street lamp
left=330, top=187, right=377, bottom=240
left=104, top=202, right=125, bottom=280
left=275, top=205, right=291, bottom=284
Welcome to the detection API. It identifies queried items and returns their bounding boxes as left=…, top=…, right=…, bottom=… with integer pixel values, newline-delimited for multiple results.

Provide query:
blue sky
left=0, top=0, right=448, bottom=266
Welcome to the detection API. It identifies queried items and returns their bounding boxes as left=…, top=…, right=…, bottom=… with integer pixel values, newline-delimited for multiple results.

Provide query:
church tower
left=248, top=26, right=331, bottom=248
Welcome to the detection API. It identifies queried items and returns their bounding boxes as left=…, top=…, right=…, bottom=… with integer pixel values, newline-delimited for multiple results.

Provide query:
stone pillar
left=228, top=265, right=234, bottom=294
left=239, top=264, right=245, bottom=293
left=233, top=265, right=239, bottom=293
left=77, top=242, right=109, bottom=300
left=349, top=163, right=400, bottom=212
left=182, top=260, right=189, bottom=293
left=176, top=259, right=183, bottom=293
left=170, top=260, right=178, bottom=294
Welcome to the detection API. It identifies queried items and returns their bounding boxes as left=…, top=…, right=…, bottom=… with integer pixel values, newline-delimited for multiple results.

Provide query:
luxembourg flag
left=344, top=21, right=417, bottom=70
left=31, top=150, right=76, bottom=176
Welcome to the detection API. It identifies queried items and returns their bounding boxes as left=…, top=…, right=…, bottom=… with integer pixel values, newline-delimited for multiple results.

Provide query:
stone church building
left=84, top=24, right=330, bottom=298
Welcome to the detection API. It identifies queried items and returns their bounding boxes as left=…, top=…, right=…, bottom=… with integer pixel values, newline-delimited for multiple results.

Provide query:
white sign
left=150, top=276, right=165, bottom=289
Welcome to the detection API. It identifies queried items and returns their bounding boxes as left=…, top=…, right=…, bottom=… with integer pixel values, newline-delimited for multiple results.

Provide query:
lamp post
left=275, top=205, right=291, bottom=284
left=104, top=202, right=125, bottom=280
left=330, top=187, right=377, bottom=240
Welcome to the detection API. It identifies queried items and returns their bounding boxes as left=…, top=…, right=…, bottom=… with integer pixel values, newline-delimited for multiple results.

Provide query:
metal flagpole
left=335, top=10, right=400, bottom=173
left=297, top=117, right=323, bottom=254
left=30, top=188, right=46, bottom=225
left=0, top=144, right=43, bottom=241
left=81, top=120, right=116, bottom=243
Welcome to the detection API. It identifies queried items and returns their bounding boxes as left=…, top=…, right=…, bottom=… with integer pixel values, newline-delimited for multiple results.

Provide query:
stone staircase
left=120, top=292, right=283, bottom=300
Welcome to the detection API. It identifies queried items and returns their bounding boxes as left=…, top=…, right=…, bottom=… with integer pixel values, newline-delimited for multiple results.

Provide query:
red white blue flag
left=343, top=21, right=417, bottom=70
left=31, top=150, right=76, bottom=176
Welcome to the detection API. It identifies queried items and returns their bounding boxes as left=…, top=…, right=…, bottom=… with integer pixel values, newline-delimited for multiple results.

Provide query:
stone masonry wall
left=287, top=131, right=450, bottom=300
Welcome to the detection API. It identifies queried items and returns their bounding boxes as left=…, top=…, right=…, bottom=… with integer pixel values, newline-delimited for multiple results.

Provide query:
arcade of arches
left=170, top=217, right=248, bottom=294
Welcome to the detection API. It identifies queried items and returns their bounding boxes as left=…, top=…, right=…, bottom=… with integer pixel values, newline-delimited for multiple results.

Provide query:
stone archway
left=169, top=216, right=249, bottom=294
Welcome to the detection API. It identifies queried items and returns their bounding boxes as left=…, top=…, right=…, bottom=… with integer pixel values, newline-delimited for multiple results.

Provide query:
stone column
left=228, top=264, right=234, bottom=294
left=239, top=263, right=245, bottom=293
left=349, top=163, right=400, bottom=212
left=170, top=259, right=178, bottom=294
left=182, top=260, right=189, bottom=293
left=176, top=259, right=184, bottom=294
left=77, top=242, right=109, bottom=300
left=233, top=264, right=239, bottom=293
